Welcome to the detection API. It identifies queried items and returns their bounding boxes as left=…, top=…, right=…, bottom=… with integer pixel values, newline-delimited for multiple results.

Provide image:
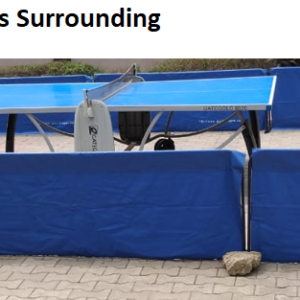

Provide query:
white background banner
left=0, top=0, right=299, bottom=58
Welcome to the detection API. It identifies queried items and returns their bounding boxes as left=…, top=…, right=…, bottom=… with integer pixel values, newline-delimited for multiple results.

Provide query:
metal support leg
left=26, top=114, right=55, bottom=152
left=236, top=111, right=259, bottom=156
left=139, top=111, right=164, bottom=151
left=241, top=120, right=258, bottom=156
left=265, top=111, right=273, bottom=133
left=6, top=114, right=18, bottom=152
left=216, top=125, right=246, bottom=149
left=246, top=157, right=253, bottom=251
left=248, top=111, right=261, bottom=148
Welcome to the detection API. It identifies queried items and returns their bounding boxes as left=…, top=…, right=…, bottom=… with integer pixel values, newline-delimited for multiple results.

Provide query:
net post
left=83, top=89, right=94, bottom=118
left=133, top=63, right=137, bottom=76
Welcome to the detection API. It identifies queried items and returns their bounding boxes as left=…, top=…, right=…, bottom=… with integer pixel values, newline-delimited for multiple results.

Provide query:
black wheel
left=154, top=138, right=175, bottom=150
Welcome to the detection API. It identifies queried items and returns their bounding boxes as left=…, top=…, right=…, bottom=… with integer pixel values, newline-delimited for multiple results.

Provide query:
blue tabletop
left=0, top=76, right=276, bottom=114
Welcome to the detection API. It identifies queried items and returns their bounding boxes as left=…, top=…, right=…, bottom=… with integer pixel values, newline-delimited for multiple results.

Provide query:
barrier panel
left=94, top=69, right=267, bottom=82
left=269, top=67, right=300, bottom=129
left=251, top=149, right=300, bottom=262
left=95, top=69, right=268, bottom=132
left=0, top=75, right=93, bottom=84
left=0, top=75, right=93, bottom=134
left=0, top=150, right=245, bottom=258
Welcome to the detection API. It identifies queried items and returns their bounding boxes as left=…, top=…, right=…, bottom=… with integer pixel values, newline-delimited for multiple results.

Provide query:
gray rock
left=223, top=251, right=261, bottom=276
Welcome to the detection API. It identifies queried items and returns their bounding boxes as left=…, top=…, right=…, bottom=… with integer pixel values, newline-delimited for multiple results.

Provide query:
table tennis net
left=84, top=64, right=140, bottom=102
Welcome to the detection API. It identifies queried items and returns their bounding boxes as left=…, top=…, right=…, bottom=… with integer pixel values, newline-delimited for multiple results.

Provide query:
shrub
left=150, top=59, right=277, bottom=72
left=0, top=61, right=105, bottom=77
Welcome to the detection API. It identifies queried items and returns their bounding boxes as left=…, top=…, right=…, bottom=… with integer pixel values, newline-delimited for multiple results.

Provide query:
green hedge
left=150, top=59, right=276, bottom=72
left=0, top=61, right=105, bottom=77
left=0, top=59, right=280, bottom=77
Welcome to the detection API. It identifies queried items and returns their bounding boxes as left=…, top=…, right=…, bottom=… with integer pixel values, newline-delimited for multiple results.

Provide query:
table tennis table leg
left=248, top=111, right=261, bottom=148
left=139, top=111, right=164, bottom=151
left=236, top=111, right=260, bottom=156
left=6, top=114, right=17, bottom=152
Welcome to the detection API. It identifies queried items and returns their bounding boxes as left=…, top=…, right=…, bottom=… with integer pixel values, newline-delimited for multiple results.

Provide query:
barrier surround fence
left=1, top=69, right=300, bottom=262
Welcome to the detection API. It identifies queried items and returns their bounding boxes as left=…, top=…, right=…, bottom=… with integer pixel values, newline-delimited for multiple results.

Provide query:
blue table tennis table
left=0, top=65, right=276, bottom=154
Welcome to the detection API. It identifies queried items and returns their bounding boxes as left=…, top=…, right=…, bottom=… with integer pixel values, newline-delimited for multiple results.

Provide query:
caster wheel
left=154, top=138, right=175, bottom=150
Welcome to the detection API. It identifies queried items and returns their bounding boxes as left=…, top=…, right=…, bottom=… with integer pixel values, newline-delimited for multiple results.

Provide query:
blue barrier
left=0, top=150, right=245, bottom=258
left=0, top=75, right=93, bottom=134
left=251, top=149, right=300, bottom=262
left=94, top=69, right=267, bottom=82
left=0, top=75, right=93, bottom=84
left=270, top=67, right=300, bottom=129
left=95, top=69, right=268, bottom=132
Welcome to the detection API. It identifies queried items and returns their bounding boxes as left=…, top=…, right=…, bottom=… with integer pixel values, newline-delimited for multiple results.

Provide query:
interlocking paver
left=43, top=273, right=82, bottom=282
left=0, top=265, right=35, bottom=274
left=32, top=266, right=70, bottom=275
left=7, top=297, right=47, bottom=300
left=257, top=271, right=298, bottom=280
left=235, top=277, right=276, bottom=287
left=81, top=273, right=119, bottom=284
left=173, top=283, right=214, bottom=293
left=214, top=284, right=255, bottom=295
left=19, top=279, right=59, bottom=290
left=0, top=258, right=26, bottom=266
left=141, top=268, right=179, bottom=276
left=232, top=294, right=275, bottom=300
left=179, top=268, right=218, bottom=277
left=68, top=289, right=110, bottom=299
left=200, top=260, right=225, bottom=269
left=104, top=267, right=142, bottom=276
left=1, top=130, right=300, bottom=300
left=56, top=258, right=95, bottom=268
left=196, top=275, right=235, bottom=286
left=278, top=264, right=300, bottom=272
left=0, top=272, right=12, bottom=280
left=149, top=292, right=191, bottom=300
left=157, top=274, right=195, bottom=285
left=20, top=257, right=59, bottom=267
left=118, top=274, right=157, bottom=284
left=277, top=278, right=300, bottom=287
left=91, top=259, right=129, bottom=269
left=68, top=266, right=105, bottom=276
left=190, top=293, right=232, bottom=300
left=30, top=288, right=72, bottom=298
left=127, top=260, right=164, bottom=269
left=163, top=260, right=200, bottom=269
left=133, top=282, right=173, bottom=293
left=0, top=288, right=34, bottom=297
left=108, top=290, right=150, bottom=300
left=94, top=282, right=134, bottom=292
left=56, top=280, right=96, bottom=291
left=255, top=286, right=297, bottom=297
left=0, top=280, right=22, bottom=289
left=275, top=296, right=300, bottom=300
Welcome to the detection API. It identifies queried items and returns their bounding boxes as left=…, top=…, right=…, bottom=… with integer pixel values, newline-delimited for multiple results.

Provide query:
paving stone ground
left=1, top=130, right=300, bottom=300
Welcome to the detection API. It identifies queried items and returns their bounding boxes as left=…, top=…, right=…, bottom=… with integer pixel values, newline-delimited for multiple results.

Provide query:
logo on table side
left=89, top=126, right=98, bottom=151
left=203, top=105, right=248, bottom=111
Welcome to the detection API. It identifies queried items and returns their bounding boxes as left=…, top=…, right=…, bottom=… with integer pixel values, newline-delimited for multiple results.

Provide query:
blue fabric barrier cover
left=0, top=150, right=245, bottom=258
left=94, top=69, right=267, bottom=82
left=270, top=67, right=300, bottom=129
left=251, top=149, right=300, bottom=262
left=95, top=69, right=268, bottom=132
left=0, top=75, right=92, bottom=134
left=0, top=75, right=93, bottom=84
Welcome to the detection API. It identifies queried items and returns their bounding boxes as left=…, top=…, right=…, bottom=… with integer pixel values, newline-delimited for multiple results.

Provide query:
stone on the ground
left=222, top=251, right=261, bottom=276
